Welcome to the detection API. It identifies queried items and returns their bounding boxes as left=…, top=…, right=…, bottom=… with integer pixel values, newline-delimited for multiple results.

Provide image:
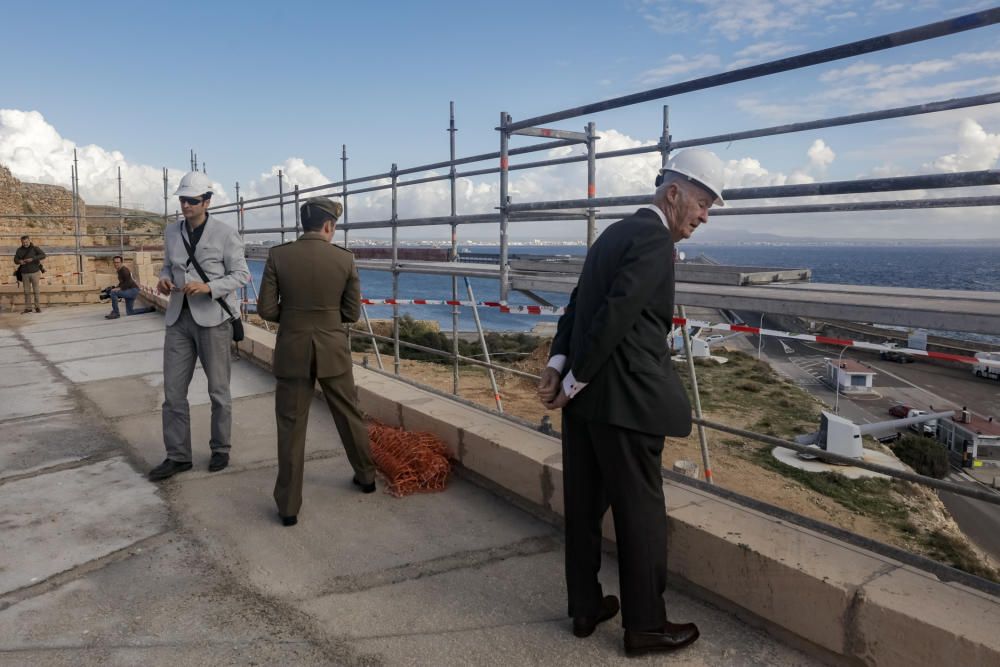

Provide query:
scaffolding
left=4, top=9, right=1000, bottom=582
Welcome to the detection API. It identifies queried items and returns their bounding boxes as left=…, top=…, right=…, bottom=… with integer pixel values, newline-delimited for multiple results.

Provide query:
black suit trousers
left=562, top=410, right=668, bottom=632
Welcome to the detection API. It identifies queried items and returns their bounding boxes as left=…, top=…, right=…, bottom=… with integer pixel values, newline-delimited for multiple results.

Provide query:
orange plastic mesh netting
left=367, top=421, right=452, bottom=497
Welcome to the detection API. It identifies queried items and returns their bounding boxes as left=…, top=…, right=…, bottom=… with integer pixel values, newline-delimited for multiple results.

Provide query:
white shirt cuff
left=547, top=354, right=567, bottom=373
left=562, top=370, right=588, bottom=399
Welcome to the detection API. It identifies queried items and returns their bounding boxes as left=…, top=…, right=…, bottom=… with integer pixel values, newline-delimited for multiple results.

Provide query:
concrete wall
left=137, top=289, right=1000, bottom=666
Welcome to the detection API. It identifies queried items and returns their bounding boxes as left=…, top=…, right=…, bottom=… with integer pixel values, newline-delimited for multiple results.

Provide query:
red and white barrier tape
left=234, top=294, right=990, bottom=366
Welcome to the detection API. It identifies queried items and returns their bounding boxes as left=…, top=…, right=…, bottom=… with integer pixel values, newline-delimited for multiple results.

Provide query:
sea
left=247, top=244, right=1000, bottom=342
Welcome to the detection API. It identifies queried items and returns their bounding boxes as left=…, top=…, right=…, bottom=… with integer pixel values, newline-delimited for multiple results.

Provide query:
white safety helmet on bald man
left=656, top=148, right=726, bottom=207
left=174, top=171, right=215, bottom=198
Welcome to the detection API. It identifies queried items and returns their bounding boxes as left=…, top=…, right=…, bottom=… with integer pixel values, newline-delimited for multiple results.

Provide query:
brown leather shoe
left=624, top=621, right=700, bottom=656
left=572, top=595, right=620, bottom=638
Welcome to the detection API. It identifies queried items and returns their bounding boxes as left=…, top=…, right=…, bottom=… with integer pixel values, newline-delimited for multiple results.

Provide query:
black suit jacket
left=551, top=208, right=692, bottom=437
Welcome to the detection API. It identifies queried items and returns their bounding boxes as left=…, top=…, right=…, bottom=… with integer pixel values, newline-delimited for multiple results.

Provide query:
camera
left=99, top=286, right=115, bottom=301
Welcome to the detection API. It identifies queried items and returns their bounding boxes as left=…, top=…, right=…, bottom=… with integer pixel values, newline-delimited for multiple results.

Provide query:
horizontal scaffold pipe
left=708, top=195, right=1000, bottom=215
left=209, top=139, right=580, bottom=215
left=442, top=92, right=1000, bottom=179
left=696, top=417, right=1000, bottom=507
left=508, top=169, right=1000, bottom=212
left=508, top=9, right=1000, bottom=131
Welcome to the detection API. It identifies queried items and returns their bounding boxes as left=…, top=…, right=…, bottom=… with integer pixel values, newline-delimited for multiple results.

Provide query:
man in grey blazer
left=149, top=171, right=250, bottom=481
left=539, top=149, right=725, bottom=657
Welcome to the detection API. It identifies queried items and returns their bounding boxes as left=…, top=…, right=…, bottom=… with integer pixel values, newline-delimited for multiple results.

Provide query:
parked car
left=888, top=404, right=912, bottom=418
left=880, top=349, right=915, bottom=363
left=907, top=408, right=938, bottom=436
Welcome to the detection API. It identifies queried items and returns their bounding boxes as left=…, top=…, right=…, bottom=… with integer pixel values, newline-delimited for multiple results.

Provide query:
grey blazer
left=159, top=216, right=250, bottom=327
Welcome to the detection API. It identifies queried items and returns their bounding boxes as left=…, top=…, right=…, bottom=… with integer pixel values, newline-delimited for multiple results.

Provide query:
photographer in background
left=104, top=255, right=155, bottom=319
left=13, top=235, right=45, bottom=314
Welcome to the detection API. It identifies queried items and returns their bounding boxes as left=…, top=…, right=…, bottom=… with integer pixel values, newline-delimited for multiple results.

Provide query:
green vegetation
left=675, top=348, right=997, bottom=582
left=890, top=435, right=950, bottom=479
left=350, top=314, right=539, bottom=366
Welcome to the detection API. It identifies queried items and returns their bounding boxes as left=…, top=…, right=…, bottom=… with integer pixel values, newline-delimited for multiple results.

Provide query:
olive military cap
left=300, top=197, right=343, bottom=225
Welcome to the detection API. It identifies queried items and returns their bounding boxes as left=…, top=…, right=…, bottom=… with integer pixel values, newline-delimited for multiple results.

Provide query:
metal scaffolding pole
left=391, top=163, right=400, bottom=376
left=162, top=168, right=169, bottom=224
left=660, top=105, right=671, bottom=169
left=586, top=121, right=597, bottom=248
left=117, top=166, right=124, bottom=256
left=341, top=145, right=349, bottom=248
left=678, top=305, right=713, bottom=484
left=293, top=185, right=300, bottom=235
left=72, top=150, right=82, bottom=284
left=499, top=112, right=511, bottom=301
left=508, top=9, right=1000, bottom=131
left=361, top=304, right=384, bottom=370
left=449, top=102, right=460, bottom=395
left=278, top=169, right=285, bottom=244
left=465, top=278, right=503, bottom=413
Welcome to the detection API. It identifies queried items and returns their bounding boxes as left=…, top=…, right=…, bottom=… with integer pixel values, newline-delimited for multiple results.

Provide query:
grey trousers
left=162, top=309, right=233, bottom=463
left=22, top=272, right=41, bottom=309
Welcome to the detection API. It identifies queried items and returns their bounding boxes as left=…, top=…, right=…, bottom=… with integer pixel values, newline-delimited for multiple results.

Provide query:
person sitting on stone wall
left=105, top=255, right=156, bottom=319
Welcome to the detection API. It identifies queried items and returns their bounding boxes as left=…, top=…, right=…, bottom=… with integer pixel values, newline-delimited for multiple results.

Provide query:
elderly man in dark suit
left=538, top=148, right=725, bottom=657
left=257, top=197, right=377, bottom=527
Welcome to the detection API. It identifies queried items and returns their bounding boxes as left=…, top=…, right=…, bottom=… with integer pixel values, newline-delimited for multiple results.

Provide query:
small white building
left=825, top=359, right=876, bottom=394
left=937, top=411, right=1000, bottom=468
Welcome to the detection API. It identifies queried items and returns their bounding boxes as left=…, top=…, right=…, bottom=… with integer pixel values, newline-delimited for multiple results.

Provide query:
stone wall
left=0, top=164, right=90, bottom=251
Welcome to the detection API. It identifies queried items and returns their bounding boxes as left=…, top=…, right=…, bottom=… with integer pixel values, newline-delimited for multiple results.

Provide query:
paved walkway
left=0, top=304, right=819, bottom=666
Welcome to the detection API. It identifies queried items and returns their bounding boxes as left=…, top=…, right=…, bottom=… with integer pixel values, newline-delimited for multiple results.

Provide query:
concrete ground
left=0, top=304, right=820, bottom=666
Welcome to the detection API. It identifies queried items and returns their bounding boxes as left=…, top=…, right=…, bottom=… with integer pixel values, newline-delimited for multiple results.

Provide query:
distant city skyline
left=2, top=1, right=999, bottom=240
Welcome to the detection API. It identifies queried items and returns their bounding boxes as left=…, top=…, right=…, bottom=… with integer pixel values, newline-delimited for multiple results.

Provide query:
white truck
left=973, top=352, right=1000, bottom=382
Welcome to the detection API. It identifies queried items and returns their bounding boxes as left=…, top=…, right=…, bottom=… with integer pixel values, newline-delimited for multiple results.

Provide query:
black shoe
left=22, top=309, right=32, bottom=314
left=208, top=452, right=229, bottom=472
left=624, top=621, right=700, bottom=657
left=148, top=458, right=193, bottom=481
left=573, top=595, right=620, bottom=638
left=280, top=515, right=297, bottom=527
left=104, top=313, right=120, bottom=320
left=34, top=307, right=41, bottom=313
left=352, top=476, right=376, bottom=493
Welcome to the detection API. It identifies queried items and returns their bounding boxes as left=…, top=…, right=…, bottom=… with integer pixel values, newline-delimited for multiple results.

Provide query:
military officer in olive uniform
left=257, top=197, right=377, bottom=527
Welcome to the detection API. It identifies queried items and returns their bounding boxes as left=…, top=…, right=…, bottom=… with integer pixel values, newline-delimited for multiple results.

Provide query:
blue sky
left=2, top=0, right=999, bottom=239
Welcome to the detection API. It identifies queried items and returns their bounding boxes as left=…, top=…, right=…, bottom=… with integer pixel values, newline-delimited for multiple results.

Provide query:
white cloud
left=637, top=0, right=842, bottom=41
left=0, top=109, right=227, bottom=212
left=639, top=54, right=721, bottom=84
left=807, top=139, right=836, bottom=170
left=928, top=118, right=1000, bottom=172
left=825, top=11, right=858, bottom=21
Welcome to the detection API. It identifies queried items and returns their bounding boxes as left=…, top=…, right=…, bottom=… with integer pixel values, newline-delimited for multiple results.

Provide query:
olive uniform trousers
left=273, top=367, right=375, bottom=517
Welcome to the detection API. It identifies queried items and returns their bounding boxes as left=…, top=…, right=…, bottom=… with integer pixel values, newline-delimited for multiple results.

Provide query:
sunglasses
left=179, top=196, right=206, bottom=206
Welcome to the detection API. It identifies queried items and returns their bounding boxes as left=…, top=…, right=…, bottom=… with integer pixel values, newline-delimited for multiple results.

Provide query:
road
left=731, top=310, right=1000, bottom=563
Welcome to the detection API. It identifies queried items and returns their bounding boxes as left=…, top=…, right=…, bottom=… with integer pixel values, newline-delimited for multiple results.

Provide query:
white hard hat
left=658, top=148, right=726, bottom=207
left=174, top=171, right=215, bottom=198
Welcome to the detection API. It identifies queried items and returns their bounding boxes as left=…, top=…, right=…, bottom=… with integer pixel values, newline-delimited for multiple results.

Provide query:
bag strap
left=180, top=221, right=239, bottom=322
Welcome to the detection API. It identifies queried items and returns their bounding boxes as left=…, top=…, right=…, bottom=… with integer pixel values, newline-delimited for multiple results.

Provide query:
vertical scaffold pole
left=117, top=166, right=124, bottom=256
left=162, top=168, right=169, bottom=225
left=660, top=105, right=671, bottom=169
left=391, top=163, right=400, bottom=376
left=293, top=185, right=300, bottom=235
left=465, top=278, right=502, bottom=414
left=278, top=169, right=285, bottom=244
left=239, top=196, right=247, bottom=322
left=586, top=121, right=597, bottom=248
left=449, top=102, right=460, bottom=395
left=341, top=145, right=349, bottom=248
left=72, top=150, right=82, bottom=285
left=498, top=111, right=510, bottom=302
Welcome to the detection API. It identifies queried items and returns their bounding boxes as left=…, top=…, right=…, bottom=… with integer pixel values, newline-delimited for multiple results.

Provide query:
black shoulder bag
left=180, top=223, right=245, bottom=342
